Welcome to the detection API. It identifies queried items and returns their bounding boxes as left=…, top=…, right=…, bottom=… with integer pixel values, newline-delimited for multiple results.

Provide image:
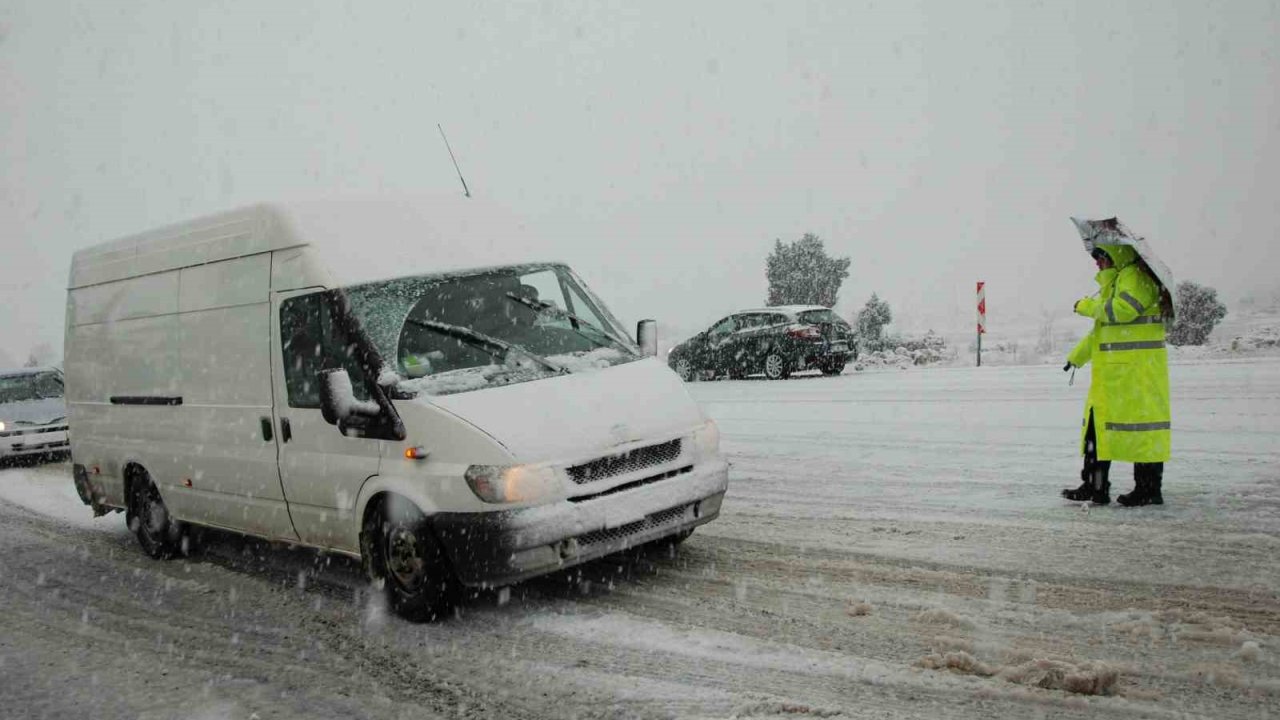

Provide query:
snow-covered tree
left=765, top=233, right=850, bottom=307
left=1168, top=281, right=1227, bottom=346
left=855, top=293, right=893, bottom=348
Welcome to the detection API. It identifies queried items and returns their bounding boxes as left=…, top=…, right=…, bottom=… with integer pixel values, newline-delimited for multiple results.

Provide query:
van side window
left=320, top=299, right=371, bottom=402
left=280, top=293, right=373, bottom=409
left=281, top=294, right=325, bottom=408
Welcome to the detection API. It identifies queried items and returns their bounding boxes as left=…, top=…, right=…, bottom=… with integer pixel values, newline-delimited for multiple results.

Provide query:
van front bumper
left=0, top=426, right=69, bottom=459
left=430, top=458, right=729, bottom=587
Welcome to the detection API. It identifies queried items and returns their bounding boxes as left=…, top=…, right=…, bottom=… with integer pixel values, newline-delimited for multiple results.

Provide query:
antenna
left=437, top=124, right=471, bottom=198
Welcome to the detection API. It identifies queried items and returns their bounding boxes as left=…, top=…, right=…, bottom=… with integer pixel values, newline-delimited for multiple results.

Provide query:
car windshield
left=796, top=309, right=840, bottom=324
left=343, top=264, right=641, bottom=397
left=0, top=372, right=63, bottom=404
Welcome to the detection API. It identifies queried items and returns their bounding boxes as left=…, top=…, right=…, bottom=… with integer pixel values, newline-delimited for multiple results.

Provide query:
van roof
left=68, top=195, right=553, bottom=290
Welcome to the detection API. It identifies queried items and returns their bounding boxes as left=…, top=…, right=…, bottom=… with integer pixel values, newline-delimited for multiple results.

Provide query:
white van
left=65, top=199, right=728, bottom=619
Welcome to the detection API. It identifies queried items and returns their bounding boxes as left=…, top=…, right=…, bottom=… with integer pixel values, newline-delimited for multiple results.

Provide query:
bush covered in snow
left=1169, top=281, right=1228, bottom=346
left=854, top=330, right=954, bottom=370
left=854, top=293, right=893, bottom=350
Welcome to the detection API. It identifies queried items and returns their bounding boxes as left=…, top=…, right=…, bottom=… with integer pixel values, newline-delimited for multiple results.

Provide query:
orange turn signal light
left=404, top=446, right=427, bottom=460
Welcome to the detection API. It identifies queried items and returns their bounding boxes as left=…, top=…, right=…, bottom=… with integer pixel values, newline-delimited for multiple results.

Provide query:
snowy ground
left=2, top=358, right=1278, bottom=719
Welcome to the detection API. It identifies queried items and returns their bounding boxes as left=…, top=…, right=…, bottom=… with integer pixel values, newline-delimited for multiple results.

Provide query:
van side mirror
left=318, top=368, right=380, bottom=426
left=318, top=369, right=348, bottom=425
left=637, top=319, right=658, bottom=357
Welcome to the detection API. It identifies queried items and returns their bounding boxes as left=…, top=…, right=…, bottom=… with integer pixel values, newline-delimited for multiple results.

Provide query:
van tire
left=362, top=497, right=457, bottom=622
left=126, top=469, right=182, bottom=560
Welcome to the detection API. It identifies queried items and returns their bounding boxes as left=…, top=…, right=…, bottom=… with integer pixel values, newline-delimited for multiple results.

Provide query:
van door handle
left=280, top=417, right=292, bottom=443
left=260, top=417, right=274, bottom=442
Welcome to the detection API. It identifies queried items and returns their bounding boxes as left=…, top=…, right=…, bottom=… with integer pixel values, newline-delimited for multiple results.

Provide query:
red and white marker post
left=976, top=281, right=986, bottom=367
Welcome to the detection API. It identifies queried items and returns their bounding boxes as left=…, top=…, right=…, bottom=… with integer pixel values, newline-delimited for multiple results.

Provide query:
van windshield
left=0, top=372, right=63, bottom=404
left=343, top=264, right=641, bottom=397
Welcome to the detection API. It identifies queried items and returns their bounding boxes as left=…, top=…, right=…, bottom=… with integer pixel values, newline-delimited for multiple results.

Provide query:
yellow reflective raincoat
left=1067, top=244, right=1171, bottom=462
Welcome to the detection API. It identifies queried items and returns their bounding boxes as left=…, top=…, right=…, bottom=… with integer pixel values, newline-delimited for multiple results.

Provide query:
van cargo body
left=64, top=200, right=728, bottom=618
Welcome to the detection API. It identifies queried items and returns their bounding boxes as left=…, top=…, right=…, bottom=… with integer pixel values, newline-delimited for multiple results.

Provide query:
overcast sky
left=2, top=0, right=1278, bottom=364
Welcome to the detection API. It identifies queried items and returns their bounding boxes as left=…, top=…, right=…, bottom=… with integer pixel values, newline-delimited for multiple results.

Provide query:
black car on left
left=668, top=306, right=855, bottom=381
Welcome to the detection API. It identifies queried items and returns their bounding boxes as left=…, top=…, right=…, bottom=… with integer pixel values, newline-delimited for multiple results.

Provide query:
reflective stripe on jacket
left=1066, top=244, right=1171, bottom=462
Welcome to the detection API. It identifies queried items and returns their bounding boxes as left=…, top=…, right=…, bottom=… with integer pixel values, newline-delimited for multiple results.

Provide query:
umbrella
left=1069, top=217, right=1176, bottom=320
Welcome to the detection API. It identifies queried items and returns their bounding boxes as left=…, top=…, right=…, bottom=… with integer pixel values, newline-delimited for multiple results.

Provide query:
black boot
left=1091, top=464, right=1111, bottom=505
left=1062, top=467, right=1094, bottom=501
left=1063, top=464, right=1110, bottom=504
left=1148, top=464, right=1163, bottom=505
left=1116, top=478, right=1147, bottom=507
left=1118, top=463, right=1163, bottom=507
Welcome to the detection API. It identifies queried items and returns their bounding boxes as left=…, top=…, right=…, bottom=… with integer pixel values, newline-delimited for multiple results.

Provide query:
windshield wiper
left=504, top=293, right=636, bottom=356
left=404, top=319, right=567, bottom=375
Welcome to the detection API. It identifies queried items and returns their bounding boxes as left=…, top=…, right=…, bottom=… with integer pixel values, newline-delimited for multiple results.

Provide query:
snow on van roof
left=68, top=194, right=559, bottom=289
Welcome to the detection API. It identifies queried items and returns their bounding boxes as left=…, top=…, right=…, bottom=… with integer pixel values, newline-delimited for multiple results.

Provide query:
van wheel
left=127, top=470, right=182, bottom=559
left=763, top=351, right=791, bottom=380
left=363, top=498, right=457, bottom=622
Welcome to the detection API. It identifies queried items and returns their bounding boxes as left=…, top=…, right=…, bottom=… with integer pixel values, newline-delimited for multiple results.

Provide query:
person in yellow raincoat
left=1061, top=241, right=1170, bottom=506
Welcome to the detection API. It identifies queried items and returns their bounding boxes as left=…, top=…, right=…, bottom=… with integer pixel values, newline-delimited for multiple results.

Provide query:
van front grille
left=0, top=424, right=67, bottom=438
left=566, top=439, right=681, bottom=485
left=578, top=503, right=692, bottom=547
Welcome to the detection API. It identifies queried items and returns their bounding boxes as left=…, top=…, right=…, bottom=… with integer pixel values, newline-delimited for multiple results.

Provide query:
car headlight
left=464, top=464, right=560, bottom=504
left=0, top=421, right=6, bottom=432
left=692, top=420, right=721, bottom=462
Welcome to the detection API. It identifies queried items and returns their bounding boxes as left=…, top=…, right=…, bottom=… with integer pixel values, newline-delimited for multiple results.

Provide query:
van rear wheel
left=127, top=470, right=182, bottom=559
left=363, top=498, right=457, bottom=622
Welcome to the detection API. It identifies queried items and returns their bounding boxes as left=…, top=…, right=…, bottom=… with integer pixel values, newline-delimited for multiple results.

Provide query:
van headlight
left=692, top=420, right=721, bottom=462
left=464, top=464, right=559, bottom=504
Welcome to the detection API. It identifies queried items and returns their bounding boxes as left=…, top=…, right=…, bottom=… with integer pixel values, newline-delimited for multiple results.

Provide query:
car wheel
left=127, top=469, right=182, bottom=559
left=763, top=351, right=791, bottom=380
left=674, top=357, right=695, bottom=382
left=821, top=359, right=846, bottom=376
left=363, top=497, right=457, bottom=622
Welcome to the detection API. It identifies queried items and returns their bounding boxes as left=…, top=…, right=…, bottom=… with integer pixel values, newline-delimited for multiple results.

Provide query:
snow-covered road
left=2, top=358, right=1277, bottom=718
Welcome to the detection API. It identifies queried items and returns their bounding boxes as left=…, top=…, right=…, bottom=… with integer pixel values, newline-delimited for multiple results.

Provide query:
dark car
left=668, top=306, right=855, bottom=381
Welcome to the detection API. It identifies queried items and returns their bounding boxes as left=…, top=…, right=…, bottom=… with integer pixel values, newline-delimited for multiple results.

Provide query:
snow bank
left=913, top=608, right=974, bottom=629
left=917, top=652, right=1120, bottom=696
left=845, top=601, right=873, bottom=617
left=0, top=461, right=120, bottom=531
left=1169, top=322, right=1280, bottom=362
left=729, top=700, right=843, bottom=718
left=1235, top=641, right=1262, bottom=663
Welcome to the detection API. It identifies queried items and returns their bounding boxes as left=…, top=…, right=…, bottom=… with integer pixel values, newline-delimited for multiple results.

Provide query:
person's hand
left=1063, top=362, right=1072, bottom=372
left=1074, top=297, right=1096, bottom=316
